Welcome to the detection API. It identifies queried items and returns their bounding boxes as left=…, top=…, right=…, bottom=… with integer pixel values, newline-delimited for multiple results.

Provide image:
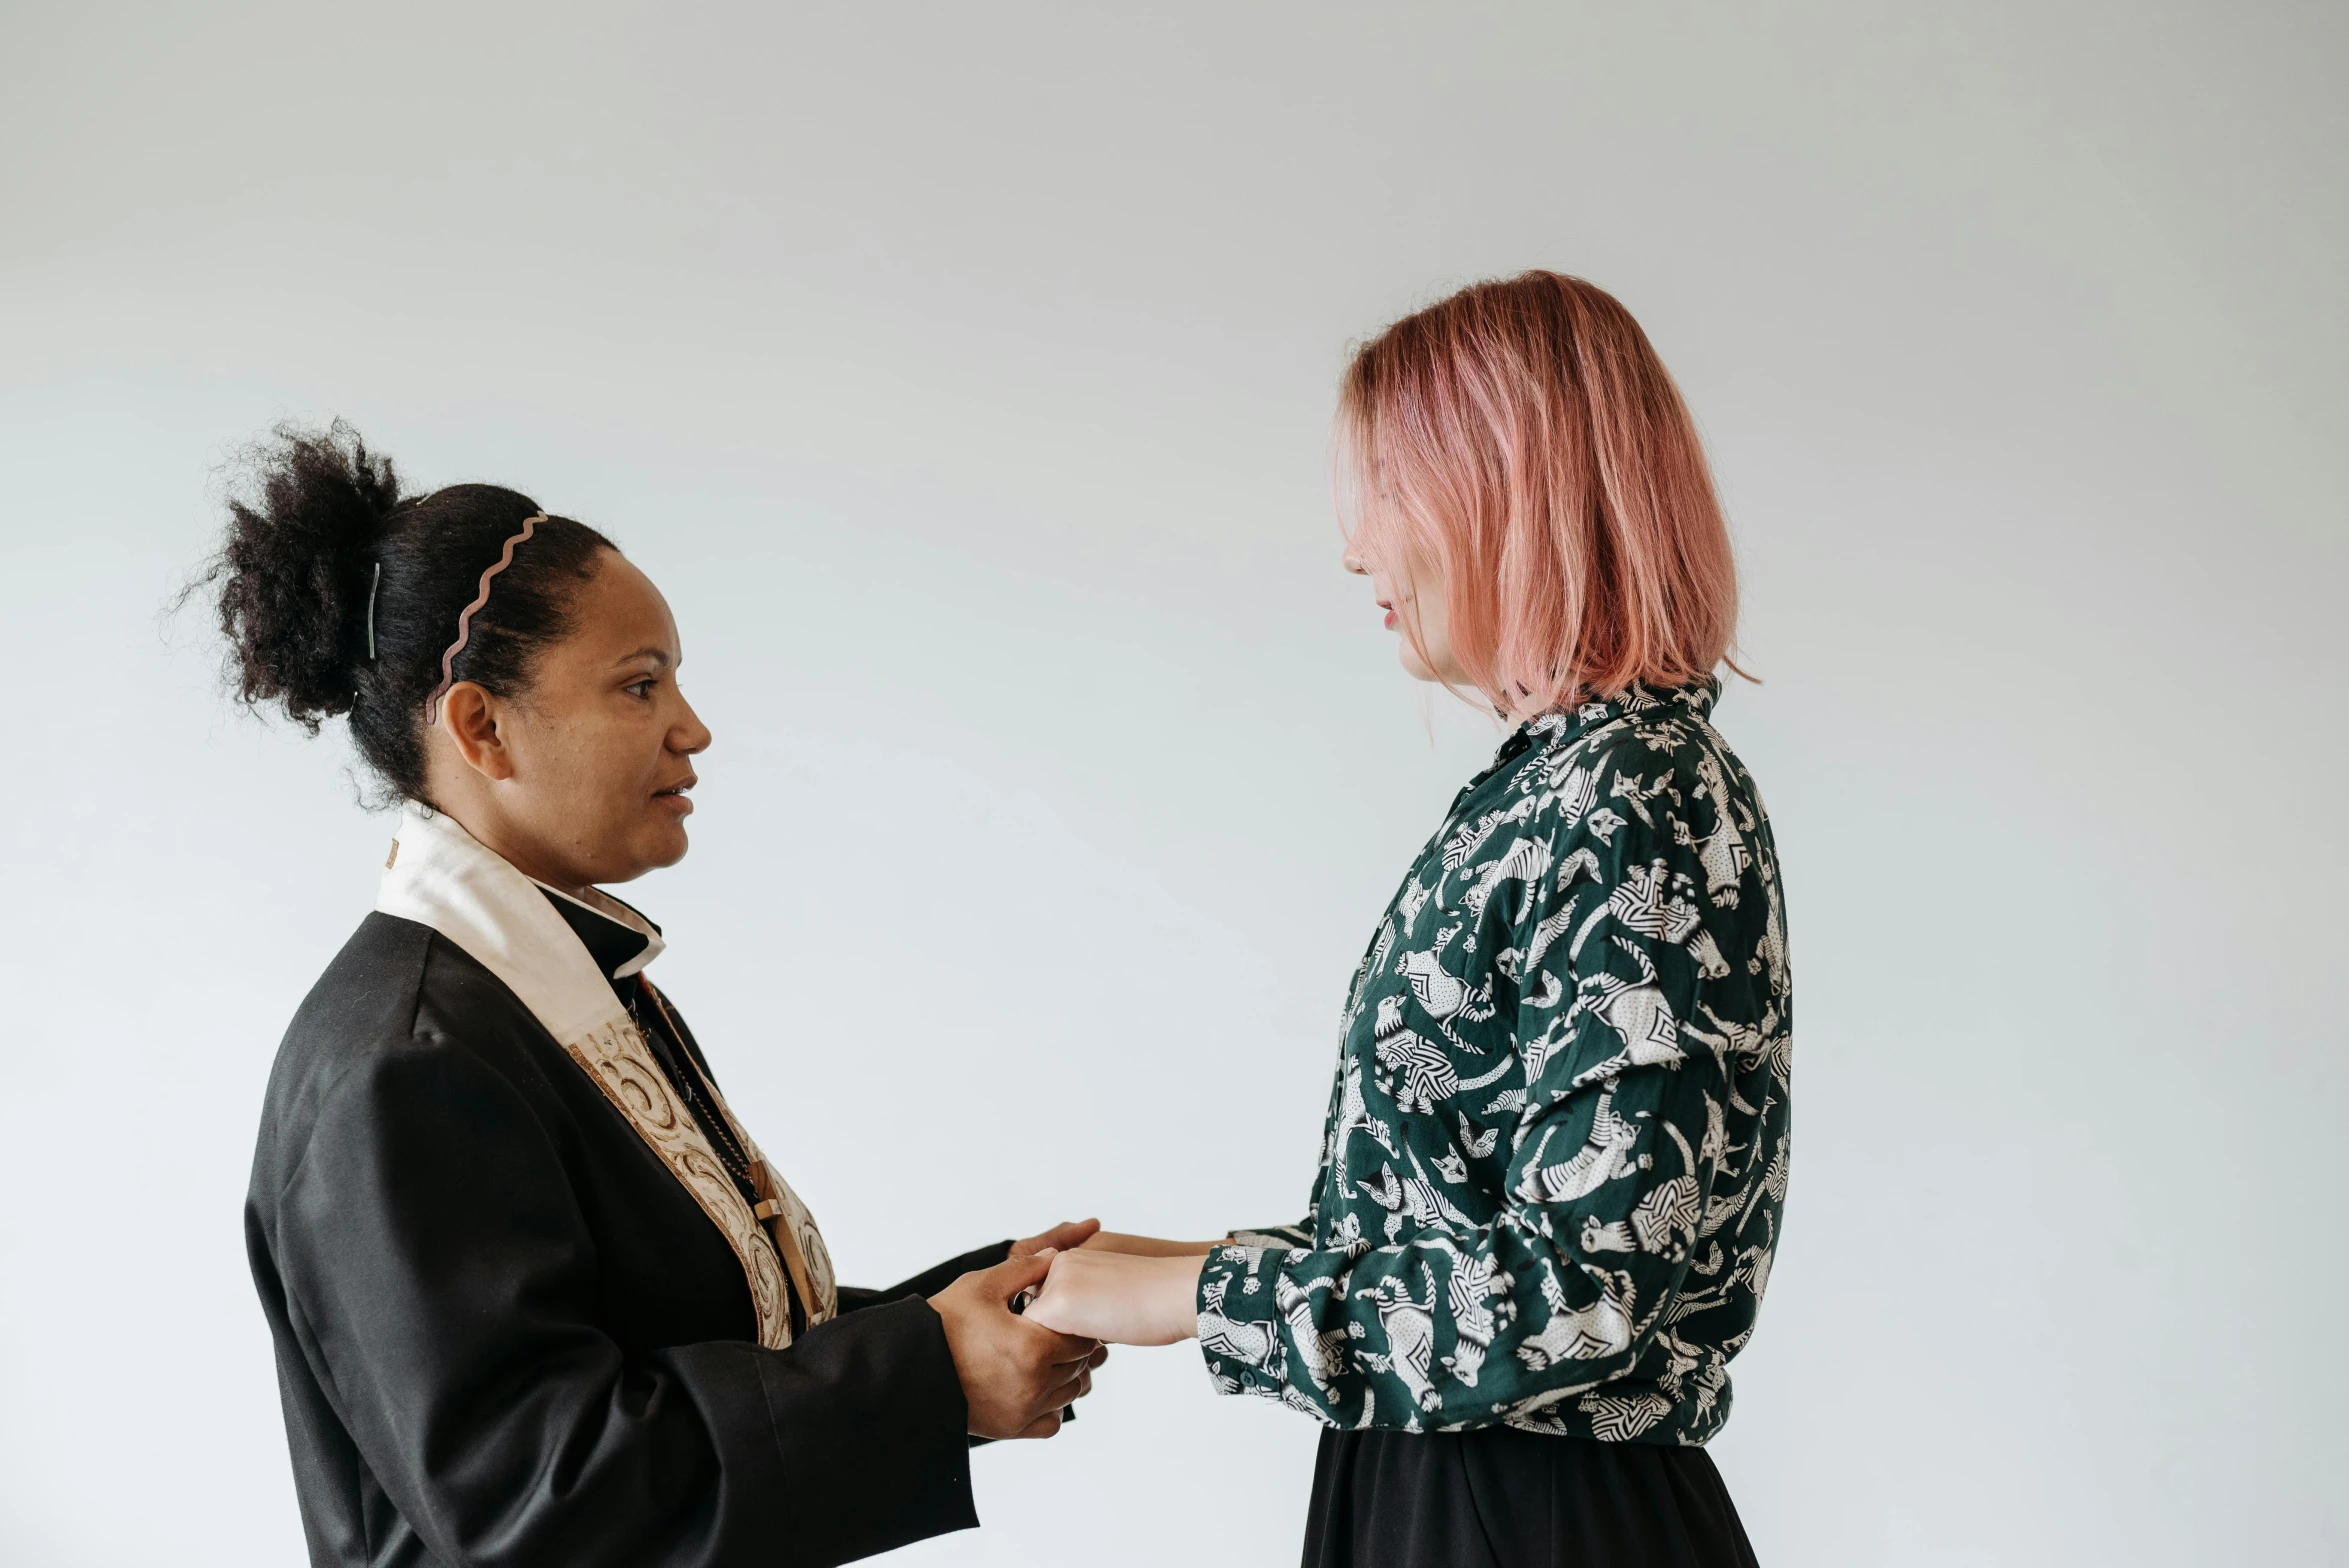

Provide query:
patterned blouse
left=1196, top=679, right=1791, bottom=1445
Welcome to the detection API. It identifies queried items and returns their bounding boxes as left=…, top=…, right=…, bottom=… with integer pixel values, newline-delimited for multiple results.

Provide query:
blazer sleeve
left=264, top=1027, right=979, bottom=1568
left=836, top=1241, right=1013, bottom=1314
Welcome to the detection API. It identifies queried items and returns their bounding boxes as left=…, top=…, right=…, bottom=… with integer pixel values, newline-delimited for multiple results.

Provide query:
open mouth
left=653, top=776, right=697, bottom=814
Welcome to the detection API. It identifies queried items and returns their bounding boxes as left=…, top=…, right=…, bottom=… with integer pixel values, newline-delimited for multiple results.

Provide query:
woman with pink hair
left=1029, top=272, right=1786, bottom=1566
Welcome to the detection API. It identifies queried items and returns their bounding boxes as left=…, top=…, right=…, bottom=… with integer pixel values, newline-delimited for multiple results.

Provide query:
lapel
left=375, top=801, right=831, bottom=1348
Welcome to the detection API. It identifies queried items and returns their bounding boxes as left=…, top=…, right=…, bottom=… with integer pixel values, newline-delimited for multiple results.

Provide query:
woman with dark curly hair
left=206, top=426, right=1106, bottom=1568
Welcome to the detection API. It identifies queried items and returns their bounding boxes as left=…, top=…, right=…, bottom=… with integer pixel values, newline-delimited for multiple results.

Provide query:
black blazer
left=246, top=913, right=1006, bottom=1568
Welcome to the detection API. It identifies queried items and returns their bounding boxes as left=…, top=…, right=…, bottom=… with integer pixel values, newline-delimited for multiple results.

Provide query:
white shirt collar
left=374, top=801, right=655, bottom=1046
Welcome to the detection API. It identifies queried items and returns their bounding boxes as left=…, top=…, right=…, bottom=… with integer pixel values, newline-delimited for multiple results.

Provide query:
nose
left=673, top=693, right=712, bottom=756
left=1342, top=548, right=1368, bottom=576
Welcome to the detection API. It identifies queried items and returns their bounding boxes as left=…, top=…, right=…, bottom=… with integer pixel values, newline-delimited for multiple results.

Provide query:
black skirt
left=1302, top=1426, right=1759, bottom=1568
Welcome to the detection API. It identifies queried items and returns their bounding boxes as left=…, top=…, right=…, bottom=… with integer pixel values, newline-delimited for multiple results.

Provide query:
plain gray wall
left=3, top=3, right=2343, bottom=1563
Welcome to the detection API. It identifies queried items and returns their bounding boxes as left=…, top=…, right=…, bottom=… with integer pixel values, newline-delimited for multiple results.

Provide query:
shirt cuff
left=1194, top=1244, right=1287, bottom=1399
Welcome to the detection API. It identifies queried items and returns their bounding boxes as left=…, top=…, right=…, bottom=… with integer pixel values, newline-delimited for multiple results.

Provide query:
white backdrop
left=3, top=3, right=2343, bottom=1564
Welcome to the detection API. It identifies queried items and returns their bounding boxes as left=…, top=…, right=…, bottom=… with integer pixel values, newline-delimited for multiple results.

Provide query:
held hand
left=1012, top=1218, right=1102, bottom=1258
left=1077, top=1230, right=1219, bottom=1256
left=929, top=1252, right=1109, bottom=1440
left=1021, top=1248, right=1205, bottom=1346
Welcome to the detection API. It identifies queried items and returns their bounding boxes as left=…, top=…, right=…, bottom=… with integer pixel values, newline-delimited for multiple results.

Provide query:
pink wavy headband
left=426, top=513, right=546, bottom=720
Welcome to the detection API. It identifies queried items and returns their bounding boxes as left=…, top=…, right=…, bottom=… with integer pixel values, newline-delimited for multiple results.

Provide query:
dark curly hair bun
left=212, top=422, right=404, bottom=729
left=200, top=421, right=615, bottom=800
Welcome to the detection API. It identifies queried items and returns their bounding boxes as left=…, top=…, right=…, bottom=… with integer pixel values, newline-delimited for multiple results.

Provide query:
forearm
left=1079, top=1230, right=1217, bottom=1257
left=1023, top=1250, right=1204, bottom=1345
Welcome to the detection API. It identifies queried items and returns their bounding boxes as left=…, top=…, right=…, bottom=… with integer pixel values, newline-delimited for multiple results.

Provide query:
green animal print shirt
left=1197, top=679, right=1790, bottom=1445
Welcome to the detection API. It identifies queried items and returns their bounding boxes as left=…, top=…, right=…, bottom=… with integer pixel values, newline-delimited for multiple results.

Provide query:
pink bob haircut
left=1338, top=271, right=1741, bottom=717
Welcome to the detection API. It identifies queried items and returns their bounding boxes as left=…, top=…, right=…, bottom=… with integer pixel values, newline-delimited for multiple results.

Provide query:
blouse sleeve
left=260, top=1033, right=979, bottom=1568
left=1194, top=782, right=1762, bottom=1431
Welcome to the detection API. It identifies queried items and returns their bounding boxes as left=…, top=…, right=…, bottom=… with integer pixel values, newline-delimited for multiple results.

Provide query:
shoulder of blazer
left=251, top=911, right=570, bottom=1204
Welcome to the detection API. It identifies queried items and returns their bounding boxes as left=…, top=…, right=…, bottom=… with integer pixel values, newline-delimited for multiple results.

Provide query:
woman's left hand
left=1021, top=1248, right=1205, bottom=1346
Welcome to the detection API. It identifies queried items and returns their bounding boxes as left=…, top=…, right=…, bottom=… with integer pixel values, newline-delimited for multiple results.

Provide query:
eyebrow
left=614, top=647, right=674, bottom=668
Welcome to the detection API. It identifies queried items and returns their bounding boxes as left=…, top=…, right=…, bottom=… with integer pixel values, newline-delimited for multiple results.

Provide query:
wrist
left=1154, top=1253, right=1204, bottom=1342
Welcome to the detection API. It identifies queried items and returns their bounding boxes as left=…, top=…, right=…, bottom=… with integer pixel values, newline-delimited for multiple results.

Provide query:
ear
left=437, top=683, right=517, bottom=782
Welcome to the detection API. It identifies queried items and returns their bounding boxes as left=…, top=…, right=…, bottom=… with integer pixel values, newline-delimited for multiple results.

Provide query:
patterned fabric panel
left=563, top=1018, right=798, bottom=1350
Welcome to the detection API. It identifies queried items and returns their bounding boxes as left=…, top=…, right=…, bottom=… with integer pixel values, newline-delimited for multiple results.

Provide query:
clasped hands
left=926, top=1219, right=1212, bottom=1440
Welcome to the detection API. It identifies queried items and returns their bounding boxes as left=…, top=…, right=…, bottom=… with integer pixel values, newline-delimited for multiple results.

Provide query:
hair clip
left=365, top=561, right=382, bottom=661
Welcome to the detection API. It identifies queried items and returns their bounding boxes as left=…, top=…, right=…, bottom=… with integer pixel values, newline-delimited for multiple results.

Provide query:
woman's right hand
left=1022, top=1248, right=1206, bottom=1346
left=928, top=1251, right=1107, bottom=1439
